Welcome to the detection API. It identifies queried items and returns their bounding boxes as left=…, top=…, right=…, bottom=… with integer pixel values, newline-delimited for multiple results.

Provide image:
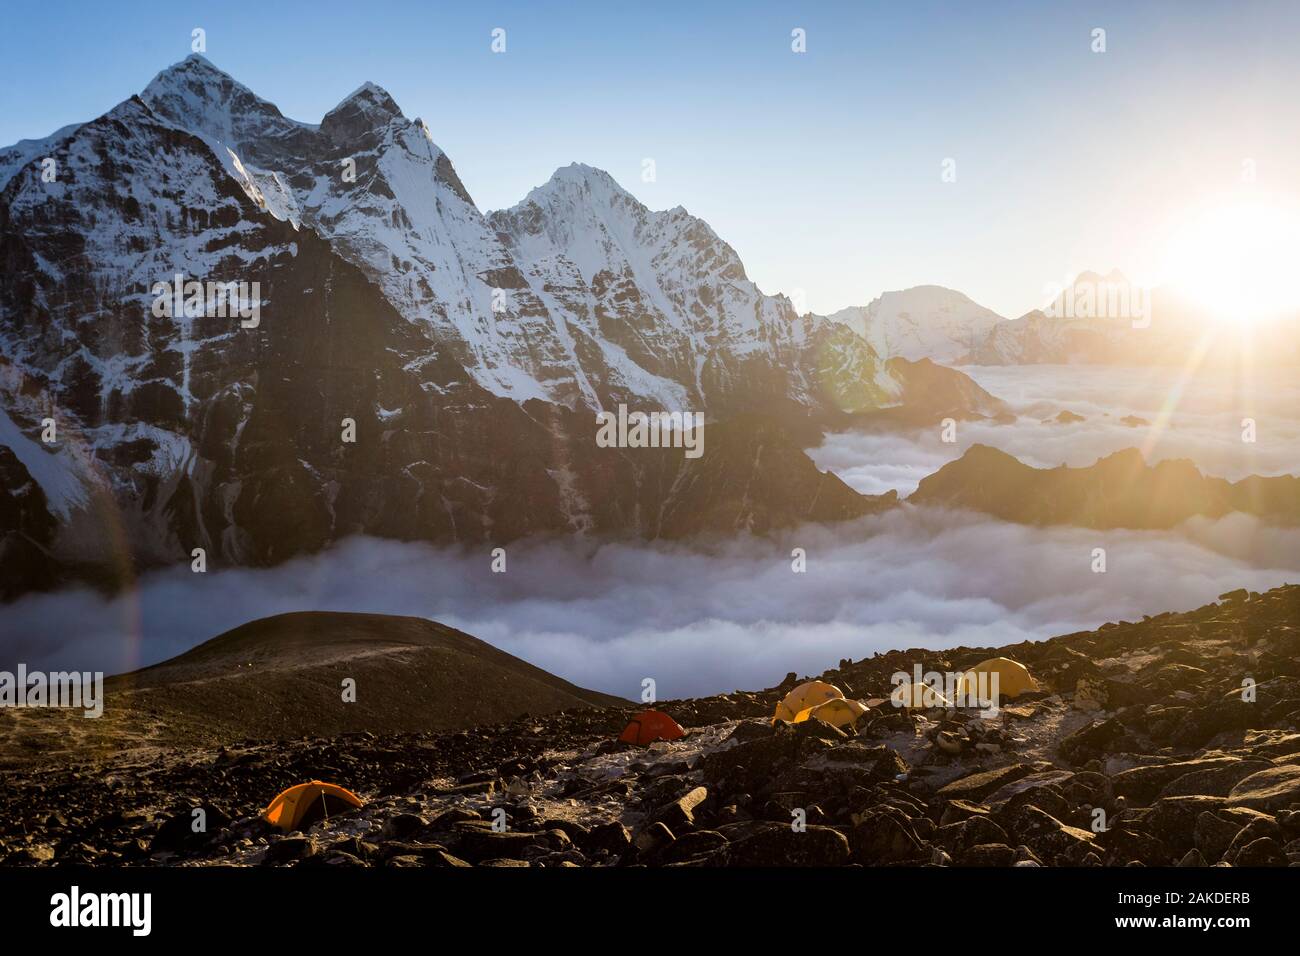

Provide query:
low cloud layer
left=812, top=364, right=1300, bottom=497
left=2, top=508, right=1296, bottom=699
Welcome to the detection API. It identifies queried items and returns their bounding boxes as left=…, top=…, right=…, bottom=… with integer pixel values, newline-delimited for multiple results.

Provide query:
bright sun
left=1163, top=198, right=1300, bottom=327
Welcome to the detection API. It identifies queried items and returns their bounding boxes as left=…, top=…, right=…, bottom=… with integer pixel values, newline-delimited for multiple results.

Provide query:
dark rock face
left=0, top=446, right=60, bottom=598
left=910, top=444, right=1300, bottom=528
left=855, top=356, right=1010, bottom=428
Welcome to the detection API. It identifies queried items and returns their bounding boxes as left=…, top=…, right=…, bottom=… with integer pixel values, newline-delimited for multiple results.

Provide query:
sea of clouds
left=2, top=508, right=1296, bottom=699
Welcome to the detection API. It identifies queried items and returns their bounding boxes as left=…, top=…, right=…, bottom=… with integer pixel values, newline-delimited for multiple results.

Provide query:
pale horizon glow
left=1160, top=196, right=1300, bottom=327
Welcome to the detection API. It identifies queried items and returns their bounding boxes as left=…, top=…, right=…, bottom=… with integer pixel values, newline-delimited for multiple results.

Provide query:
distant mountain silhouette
left=909, top=444, right=1300, bottom=528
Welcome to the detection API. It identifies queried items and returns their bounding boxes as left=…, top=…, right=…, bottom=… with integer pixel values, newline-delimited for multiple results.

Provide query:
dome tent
left=618, top=709, right=685, bottom=745
left=773, top=680, right=844, bottom=723
left=890, top=680, right=952, bottom=709
left=262, top=781, right=364, bottom=833
left=794, top=696, right=869, bottom=729
left=955, top=657, right=1038, bottom=702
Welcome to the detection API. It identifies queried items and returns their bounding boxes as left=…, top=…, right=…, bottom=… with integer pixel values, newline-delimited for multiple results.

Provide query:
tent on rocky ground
left=793, top=696, right=869, bottom=729
left=956, top=657, right=1039, bottom=701
left=891, top=680, right=952, bottom=709
left=618, top=709, right=685, bottom=745
left=263, top=781, right=365, bottom=833
left=773, top=680, right=844, bottom=722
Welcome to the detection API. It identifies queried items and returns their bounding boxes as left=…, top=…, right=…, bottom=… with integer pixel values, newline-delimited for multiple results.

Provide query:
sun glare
left=1163, top=199, right=1300, bottom=327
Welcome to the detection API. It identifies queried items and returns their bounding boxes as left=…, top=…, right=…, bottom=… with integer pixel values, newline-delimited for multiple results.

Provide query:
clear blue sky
left=3, top=0, right=1298, bottom=317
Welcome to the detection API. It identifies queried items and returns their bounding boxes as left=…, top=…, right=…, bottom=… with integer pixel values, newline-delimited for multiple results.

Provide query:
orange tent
left=262, top=781, right=364, bottom=833
left=618, top=709, right=685, bottom=745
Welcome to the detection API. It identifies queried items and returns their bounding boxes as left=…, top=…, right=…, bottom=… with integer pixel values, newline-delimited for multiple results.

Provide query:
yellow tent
left=262, top=781, right=364, bottom=833
left=794, top=697, right=870, bottom=729
left=955, top=657, right=1038, bottom=701
left=773, top=680, right=844, bottom=723
left=891, top=681, right=952, bottom=709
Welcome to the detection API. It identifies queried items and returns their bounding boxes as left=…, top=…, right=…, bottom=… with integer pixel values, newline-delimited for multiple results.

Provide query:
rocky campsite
left=1, top=584, right=1297, bottom=868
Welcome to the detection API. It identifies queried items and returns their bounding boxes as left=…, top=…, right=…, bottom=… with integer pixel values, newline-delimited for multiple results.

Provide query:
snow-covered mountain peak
left=503, top=164, right=737, bottom=270
left=142, top=53, right=284, bottom=132
left=826, top=285, right=1005, bottom=362
left=338, top=80, right=393, bottom=106
left=549, top=161, right=626, bottom=188
left=147, top=52, right=228, bottom=87
left=520, top=162, right=641, bottom=214
left=142, top=55, right=290, bottom=145
left=5, top=60, right=925, bottom=420
left=320, top=81, right=404, bottom=141
left=543, top=168, right=713, bottom=243
left=868, top=285, right=988, bottom=309
left=483, top=162, right=908, bottom=418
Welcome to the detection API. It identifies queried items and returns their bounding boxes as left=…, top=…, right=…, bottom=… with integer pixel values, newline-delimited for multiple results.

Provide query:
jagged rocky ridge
left=0, top=55, right=1006, bottom=599
left=910, top=444, right=1300, bottom=528
left=1, top=585, right=1297, bottom=867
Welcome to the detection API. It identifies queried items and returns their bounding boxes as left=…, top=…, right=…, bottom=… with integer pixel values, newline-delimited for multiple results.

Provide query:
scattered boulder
left=1230, top=837, right=1288, bottom=867
left=721, top=821, right=851, bottom=866
left=936, top=815, right=1008, bottom=857
left=451, top=828, right=543, bottom=864
left=661, top=829, right=729, bottom=864
left=656, top=786, right=710, bottom=832
left=1059, top=718, right=1132, bottom=764
left=1142, top=796, right=1227, bottom=854
left=633, top=822, right=676, bottom=859
left=956, top=843, right=1017, bottom=866
left=1225, top=766, right=1300, bottom=812
left=582, top=821, right=632, bottom=858
left=379, top=813, right=427, bottom=841
left=264, top=835, right=315, bottom=864
left=149, top=803, right=232, bottom=856
left=850, top=807, right=924, bottom=864
left=935, top=764, right=1035, bottom=802
left=1013, top=807, right=1096, bottom=864
left=1113, top=757, right=1248, bottom=803
left=1097, top=826, right=1169, bottom=866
